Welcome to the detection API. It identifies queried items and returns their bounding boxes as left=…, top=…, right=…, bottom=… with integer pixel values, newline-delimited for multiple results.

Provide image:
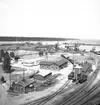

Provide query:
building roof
left=39, top=61, right=53, bottom=65
left=55, top=58, right=68, bottom=66
left=81, top=62, right=92, bottom=72
left=16, top=79, right=34, bottom=87
left=34, top=75, right=45, bottom=81
left=38, top=71, right=52, bottom=77
left=39, top=58, right=68, bottom=66
left=74, top=65, right=82, bottom=69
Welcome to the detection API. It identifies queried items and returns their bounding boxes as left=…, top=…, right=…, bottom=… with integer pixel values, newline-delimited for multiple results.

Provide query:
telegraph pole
left=9, top=72, right=11, bottom=88
left=23, top=69, right=25, bottom=81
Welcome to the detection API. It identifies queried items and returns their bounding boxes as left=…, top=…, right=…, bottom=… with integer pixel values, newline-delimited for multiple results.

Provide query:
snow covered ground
left=0, top=49, right=97, bottom=105
left=4, top=51, right=73, bottom=105
left=4, top=63, right=73, bottom=105
left=0, top=84, right=7, bottom=105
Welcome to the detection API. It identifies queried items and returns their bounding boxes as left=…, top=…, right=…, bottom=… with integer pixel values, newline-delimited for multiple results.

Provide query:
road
left=0, top=83, right=7, bottom=105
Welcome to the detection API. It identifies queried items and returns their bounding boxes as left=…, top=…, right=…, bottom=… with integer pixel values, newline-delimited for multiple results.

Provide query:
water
left=79, top=45, right=100, bottom=51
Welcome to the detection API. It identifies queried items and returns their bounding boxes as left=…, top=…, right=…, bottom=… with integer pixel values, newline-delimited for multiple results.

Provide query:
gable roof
left=55, top=58, right=68, bottom=66
left=16, top=79, right=34, bottom=87
left=39, top=61, right=53, bottom=66
left=39, top=58, right=68, bottom=66
left=81, top=62, right=92, bottom=72
left=34, top=75, right=45, bottom=81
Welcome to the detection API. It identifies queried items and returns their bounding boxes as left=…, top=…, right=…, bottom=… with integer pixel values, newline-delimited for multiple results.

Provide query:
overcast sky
left=0, top=0, right=100, bottom=39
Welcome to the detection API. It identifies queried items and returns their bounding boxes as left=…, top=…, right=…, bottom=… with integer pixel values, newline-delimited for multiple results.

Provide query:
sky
left=0, top=0, right=100, bottom=40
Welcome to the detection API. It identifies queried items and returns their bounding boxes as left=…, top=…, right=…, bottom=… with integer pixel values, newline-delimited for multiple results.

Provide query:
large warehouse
left=39, top=58, right=68, bottom=70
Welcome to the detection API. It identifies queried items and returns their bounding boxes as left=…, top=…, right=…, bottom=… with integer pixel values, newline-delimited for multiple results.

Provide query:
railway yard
left=0, top=41, right=100, bottom=105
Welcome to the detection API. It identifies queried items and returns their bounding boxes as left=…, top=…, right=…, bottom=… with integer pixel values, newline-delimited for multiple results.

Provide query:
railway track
left=56, top=67, right=99, bottom=105
left=81, top=88, right=100, bottom=105
left=57, top=56, right=100, bottom=105
left=23, top=80, right=71, bottom=105
left=69, top=80, right=100, bottom=105
left=22, top=54, right=99, bottom=105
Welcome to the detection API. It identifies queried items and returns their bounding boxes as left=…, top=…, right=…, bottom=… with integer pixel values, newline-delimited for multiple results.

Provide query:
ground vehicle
left=68, top=72, right=74, bottom=80
left=68, top=72, right=87, bottom=83
left=77, top=73, right=87, bottom=83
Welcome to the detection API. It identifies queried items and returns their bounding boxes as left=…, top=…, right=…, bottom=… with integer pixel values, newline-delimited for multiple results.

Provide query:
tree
left=74, top=43, right=79, bottom=51
left=3, top=51, right=11, bottom=73
left=55, top=43, right=59, bottom=52
left=37, top=41, right=42, bottom=46
left=2, top=51, right=15, bottom=89
left=39, top=51, right=44, bottom=56
left=14, top=56, right=20, bottom=62
left=1, top=49, right=5, bottom=58
left=1, top=76, right=6, bottom=83
left=10, top=51, right=15, bottom=58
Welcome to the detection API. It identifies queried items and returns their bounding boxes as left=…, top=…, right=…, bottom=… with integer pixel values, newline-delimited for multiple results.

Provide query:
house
left=39, top=58, right=68, bottom=70
left=11, top=79, right=34, bottom=93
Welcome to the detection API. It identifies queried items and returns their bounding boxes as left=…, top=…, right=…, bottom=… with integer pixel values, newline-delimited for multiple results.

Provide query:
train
left=68, top=71, right=87, bottom=83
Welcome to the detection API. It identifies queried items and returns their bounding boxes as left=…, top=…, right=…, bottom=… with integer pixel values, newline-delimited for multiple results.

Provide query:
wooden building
left=39, top=58, right=68, bottom=70
left=11, top=79, right=34, bottom=93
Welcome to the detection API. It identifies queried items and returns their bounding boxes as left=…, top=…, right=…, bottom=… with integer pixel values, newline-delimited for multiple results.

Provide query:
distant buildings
left=39, top=58, right=68, bottom=70
left=35, top=45, right=56, bottom=53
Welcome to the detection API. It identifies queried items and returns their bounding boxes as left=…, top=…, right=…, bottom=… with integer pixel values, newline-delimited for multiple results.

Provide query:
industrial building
left=39, top=58, right=68, bottom=70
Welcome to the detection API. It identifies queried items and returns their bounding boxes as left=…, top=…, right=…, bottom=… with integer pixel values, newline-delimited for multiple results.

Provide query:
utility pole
left=73, top=51, right=76, bottom=80
left=9, top=72, right=11, bottom=89
left=22, top=69, right=25, bottom=81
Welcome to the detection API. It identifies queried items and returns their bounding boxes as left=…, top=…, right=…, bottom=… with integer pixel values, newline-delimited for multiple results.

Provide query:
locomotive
left=68, top=71, right=87, bottom=84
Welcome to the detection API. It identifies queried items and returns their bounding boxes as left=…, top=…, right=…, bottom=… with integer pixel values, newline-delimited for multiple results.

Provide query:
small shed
left=30, top=71, right=52, bottom=82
